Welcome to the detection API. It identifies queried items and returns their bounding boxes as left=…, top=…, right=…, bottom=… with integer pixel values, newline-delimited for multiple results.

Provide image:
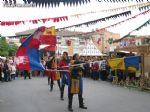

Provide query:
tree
left=0, top=37, right=18, bottom=57
left=8, top=44, right=18, bottom=56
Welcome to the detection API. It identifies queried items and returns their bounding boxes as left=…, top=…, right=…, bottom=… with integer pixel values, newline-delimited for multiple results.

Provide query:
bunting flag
left=0, top=10, right=130, bottom=26
left=15, top=26, right=46, bottom=70
left=139, top=3, right=150, bottom=11
left=58, top=9, right=150, bottom=37
left=3, top=0, right=90, bottom=7
left=71, top=2, right=150, bottom=18
left=97, top=0, right=147, bottom=3
left=134, top=19, right=150, bottom=31
left=60, top=11, right=131, bottom=29
left=40, top=26, right=57, bottom=45
left=114, top=19, right=150, bottom=42
left=3, top=0, right=148, bottom=8
left=0, top=16, right=68, bottom=26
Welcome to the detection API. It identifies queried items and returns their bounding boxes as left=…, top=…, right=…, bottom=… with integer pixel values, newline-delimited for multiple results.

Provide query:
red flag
left=28, top=38, right=40, bottom=48
left=40, top=35, right=56, bottom=45
left=15, top=47, right=30, bottom=70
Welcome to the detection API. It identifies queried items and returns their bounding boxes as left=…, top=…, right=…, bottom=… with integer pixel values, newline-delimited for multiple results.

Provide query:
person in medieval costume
left=68, top=53, right=87, bottom=111
left=57, top=52, right=70, bottom=100
left=45, top=57, right=51, bottom=85
left=49, top=56, right=61, bottom=91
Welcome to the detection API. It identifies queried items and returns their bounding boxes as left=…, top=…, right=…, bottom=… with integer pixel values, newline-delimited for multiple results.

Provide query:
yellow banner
left=43, top=26, right=56, bottom=35
left=108, top=58, right=125, bottom=70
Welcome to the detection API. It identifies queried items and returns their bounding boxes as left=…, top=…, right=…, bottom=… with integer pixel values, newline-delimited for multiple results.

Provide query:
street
left=0, top=77, right=150, bottom=112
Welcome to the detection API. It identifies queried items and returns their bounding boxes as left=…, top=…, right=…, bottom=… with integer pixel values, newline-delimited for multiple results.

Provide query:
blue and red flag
left=15, top=27, right=46, bottom=71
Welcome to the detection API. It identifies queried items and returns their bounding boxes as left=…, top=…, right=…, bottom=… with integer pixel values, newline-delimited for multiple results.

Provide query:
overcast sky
left=0, top=0, right=150, bottom=37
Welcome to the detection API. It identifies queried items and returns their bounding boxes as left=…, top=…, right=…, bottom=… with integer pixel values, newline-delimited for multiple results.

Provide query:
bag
left=71, top=79, right=79, bottom=94
left=55, top=72, right=60, bottom=80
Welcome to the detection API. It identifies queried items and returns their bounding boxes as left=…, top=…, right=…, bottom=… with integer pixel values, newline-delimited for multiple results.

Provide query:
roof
left=116, top=45, right=150, bottom=54
left=15, top=29, right=36, bottom=36
left=114, top=35, right=150, bottom=43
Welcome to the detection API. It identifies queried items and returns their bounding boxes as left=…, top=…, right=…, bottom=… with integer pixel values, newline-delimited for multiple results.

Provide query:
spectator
left=10, top=62, right=16, bottom=80
left=100, top=59, right=107, bottom=81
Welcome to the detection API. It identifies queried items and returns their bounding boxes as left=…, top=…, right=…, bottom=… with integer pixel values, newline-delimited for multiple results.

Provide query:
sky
left=0, top=0, right=150, bottom=37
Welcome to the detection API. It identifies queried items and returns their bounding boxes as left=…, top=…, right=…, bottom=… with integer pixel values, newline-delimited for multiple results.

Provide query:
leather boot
left=68, top=94, right=73, bottom=111
left=79, top=95, right=87, bottom=109
left=60, top=85, right=65, bottom=100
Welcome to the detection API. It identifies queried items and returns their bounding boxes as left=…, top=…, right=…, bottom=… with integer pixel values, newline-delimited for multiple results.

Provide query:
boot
left=60, top=85, right=64, bottom=100
left=50, top=84, right=53, bottom=92
left=48, top=77, right=50, bottom=85
left=68, top=94, right=73, bottom=111
left=57, top=80, right=61, bottom=91
left=50, top=79, right=53, bottom=92
left=68, top=106, right=73, bottom=112
left=79, top=105, right=87, bottom=109
left=79, top=95, right=87, bottom=109
left=60, top=93, right=64, bottom=100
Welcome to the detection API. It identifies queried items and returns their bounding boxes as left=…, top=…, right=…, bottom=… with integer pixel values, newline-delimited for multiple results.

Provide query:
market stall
left=115, top=45, right=150, bottom=90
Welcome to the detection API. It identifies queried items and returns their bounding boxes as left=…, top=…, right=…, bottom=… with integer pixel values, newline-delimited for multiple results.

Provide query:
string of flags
left=139, top=3, right=150, bottom=11
left=3, top=0, right=149, bottom=8
left=71, top=2, right=150, bottom=17
left=59, top=11, right=132, bottom=29
left=114, top=19, right=150, bottom=42
left=58, top=9, right=150, bottom=37
left=0, top=10, right=131, bottom=26
left=0, top=16, right=68, bottom=26
left=97, top=0, right=149, bottom=3
left=134, top=19, right=150, bottom=31
left=3, top=0, right=91, bottom=7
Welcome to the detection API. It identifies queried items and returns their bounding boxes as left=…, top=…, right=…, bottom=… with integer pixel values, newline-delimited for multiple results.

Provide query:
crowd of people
left=0, top=57, right=33, bottom=82
left=0, top=57, right=16, bottom=82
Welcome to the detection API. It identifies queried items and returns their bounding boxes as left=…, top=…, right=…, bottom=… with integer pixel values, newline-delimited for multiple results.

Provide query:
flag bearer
left=68, top=53, right=87, bottom=111
left=58, top=52, right=70, bottom=100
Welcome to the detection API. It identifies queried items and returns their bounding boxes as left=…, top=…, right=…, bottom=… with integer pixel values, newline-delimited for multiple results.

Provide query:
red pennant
left=1, top=22, right=6, bottom=26
left=42, top=19, right=47, bottom=23
left=15, top=21, right=21, bottom=25
left=32, top=20, right=38, bottom=24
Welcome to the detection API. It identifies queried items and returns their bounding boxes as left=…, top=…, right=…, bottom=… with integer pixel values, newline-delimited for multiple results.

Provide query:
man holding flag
left=15, top=26, right=57, bottom=72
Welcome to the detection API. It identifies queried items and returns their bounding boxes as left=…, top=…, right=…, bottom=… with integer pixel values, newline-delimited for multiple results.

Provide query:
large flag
left=108, top=58, right=125, bottom=70
left=40, top=26, right=56, bottom=45
left=15, top=27, right=45, bottom=71
left=124, top=56, right=141, bottom=69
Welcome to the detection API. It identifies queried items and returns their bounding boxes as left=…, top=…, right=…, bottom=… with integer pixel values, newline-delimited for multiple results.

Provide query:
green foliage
left=0, top=37, right=18, bottom=56
left=108, top=38, right=113, bottom=45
